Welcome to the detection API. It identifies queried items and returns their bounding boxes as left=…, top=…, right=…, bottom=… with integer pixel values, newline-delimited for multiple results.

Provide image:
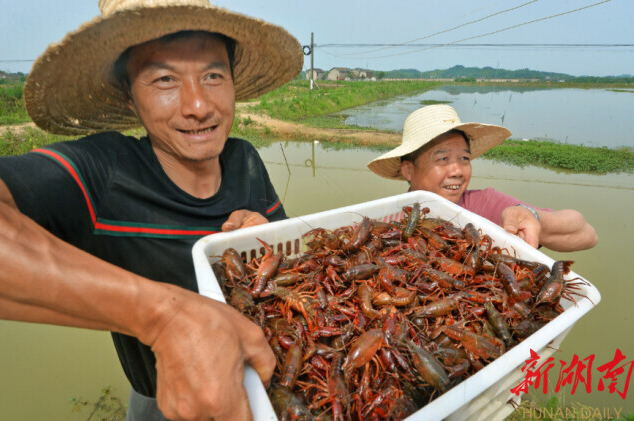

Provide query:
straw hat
left=24, top=0, right=303, bottom=135
left=367, top=104, right=511, bottom=180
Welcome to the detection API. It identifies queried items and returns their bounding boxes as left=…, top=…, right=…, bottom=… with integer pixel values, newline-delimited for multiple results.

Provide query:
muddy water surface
left=1, top=140, right=632, bottom=420
left=260, top=140, right=634, bottom=410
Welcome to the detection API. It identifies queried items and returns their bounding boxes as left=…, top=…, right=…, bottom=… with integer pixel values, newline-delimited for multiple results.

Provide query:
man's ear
left=400, top=160, right=414, bottom=182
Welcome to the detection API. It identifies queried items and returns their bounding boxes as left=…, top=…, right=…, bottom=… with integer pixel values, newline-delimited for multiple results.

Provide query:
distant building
left=351, top=68, right=373, bottom=79
left=328, top=67, right=376, bottom=81
left=327, top=67, right=351, bottom=81
left=305, top=68, right=325, bottom=80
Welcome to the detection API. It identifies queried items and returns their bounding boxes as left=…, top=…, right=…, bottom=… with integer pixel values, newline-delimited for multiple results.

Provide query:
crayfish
left=212, top=203, right=591, bottom=421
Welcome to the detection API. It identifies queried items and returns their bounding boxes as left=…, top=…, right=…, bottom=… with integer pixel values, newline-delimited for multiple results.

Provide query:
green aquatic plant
left=483, top=139, right=634, bottom=174
left=70, top=386, right=126, bottom=421
left=420, top=99, right=452, bottom=105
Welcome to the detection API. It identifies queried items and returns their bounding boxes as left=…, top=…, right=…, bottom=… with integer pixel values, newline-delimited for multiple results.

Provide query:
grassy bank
left=3, top=119, right=631, bottom=175
left=230, top=119, right=634, bottom=175
left=251, top=79, right=441, bottom=123
left=0, top=127, right=72, bottom=155
left=3, top=78, right=633, bottom=128
left=0, top=127, right=144, bottom=156
left=0, top=82, right=29, bottom=125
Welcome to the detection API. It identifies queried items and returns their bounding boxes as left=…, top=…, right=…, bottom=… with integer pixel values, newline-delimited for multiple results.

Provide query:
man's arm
left=501, top=205, right=598, bottom=252
left=0, top=179, right=275, bottom=421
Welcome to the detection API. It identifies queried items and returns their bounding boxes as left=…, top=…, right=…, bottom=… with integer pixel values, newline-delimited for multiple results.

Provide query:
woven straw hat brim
left=24, top=5, right=303, bottom=135
left=367, top=118, right=511, bottom=181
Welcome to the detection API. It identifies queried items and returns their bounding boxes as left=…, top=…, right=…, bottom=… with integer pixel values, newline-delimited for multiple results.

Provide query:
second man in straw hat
left=368, top=105, right=598, bottom=252
left=0, top=1, right=304, bottom=420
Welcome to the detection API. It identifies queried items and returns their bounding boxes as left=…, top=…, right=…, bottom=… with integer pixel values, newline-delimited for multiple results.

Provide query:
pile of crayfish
left=211, top=203, right=589, bottom=421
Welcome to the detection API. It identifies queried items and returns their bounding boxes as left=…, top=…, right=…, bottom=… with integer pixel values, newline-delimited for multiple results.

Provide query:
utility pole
left=310, top=32, right=314, bottom=90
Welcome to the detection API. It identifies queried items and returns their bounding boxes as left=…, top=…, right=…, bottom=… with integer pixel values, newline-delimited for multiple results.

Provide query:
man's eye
left=153, top=76, right=174, bottom=84
left=205, top=73, right=224, bottom=81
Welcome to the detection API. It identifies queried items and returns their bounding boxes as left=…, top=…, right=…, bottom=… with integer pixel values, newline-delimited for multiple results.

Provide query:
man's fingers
left=241, top=214, right=267, bottom=228
left=213, top=383, right=253, bottom=421
left=221, top=212, right=243, bottom=232
left=245, top=351, right=276, bottom=386
left=239, top=321, right=276, bottom=385
left=222, top=210, right=267, bottom=232
left=522, top=230, right=540, bottom=248
left=504, top=224, right=518, bottom=235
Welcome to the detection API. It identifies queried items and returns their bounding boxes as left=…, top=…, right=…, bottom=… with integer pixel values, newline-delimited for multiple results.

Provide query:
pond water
left=338, top=86, right=634, bottom=149
left=2, top=140, right=633, bottom=419
left=260, top=140, right=634, bottom=411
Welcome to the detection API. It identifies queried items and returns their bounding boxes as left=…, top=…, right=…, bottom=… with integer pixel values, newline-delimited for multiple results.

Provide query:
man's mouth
left=443, top=184, right=461, bottom=191
left=179, top=126, right=216, bottom=135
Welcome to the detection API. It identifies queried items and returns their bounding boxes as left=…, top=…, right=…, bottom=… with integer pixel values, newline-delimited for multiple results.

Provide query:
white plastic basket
left=191, top=191, right=601, bottom=421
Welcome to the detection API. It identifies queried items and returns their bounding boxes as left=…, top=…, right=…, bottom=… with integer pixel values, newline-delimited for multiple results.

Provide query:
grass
left=0, top=126, right=146, bottom=156
left=0, top=127, right=75, bottom=155
left=252, top=79, right=442, bottom=122
left=483, top=139, right=634, bottom=174
left=0, top=83, right=30, bottom=125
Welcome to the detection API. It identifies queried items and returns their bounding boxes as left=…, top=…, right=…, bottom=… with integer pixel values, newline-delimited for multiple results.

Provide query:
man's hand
left=222, top=210, right=268, bottom=232
left=147, top=288, right=276, bottom=421
left=501, top=205, right=542, bottom=248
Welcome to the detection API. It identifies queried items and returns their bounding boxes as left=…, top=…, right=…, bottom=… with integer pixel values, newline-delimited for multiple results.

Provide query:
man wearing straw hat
left=368, top=105, right=598, bottom=252
left=0, top=1, right=303, bottom=420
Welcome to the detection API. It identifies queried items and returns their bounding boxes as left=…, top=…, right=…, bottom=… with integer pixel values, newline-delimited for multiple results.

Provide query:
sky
left=1, top=0, right=633, bottom=77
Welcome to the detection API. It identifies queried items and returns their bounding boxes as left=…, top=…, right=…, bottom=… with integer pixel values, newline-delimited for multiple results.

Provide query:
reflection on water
left=2, top=140, right=633, bottom=420
left=338, top=86, right=634, bottom=149
left=261, top=140, right=634, bottom=410
left=305, top=141, right=317, bottom=177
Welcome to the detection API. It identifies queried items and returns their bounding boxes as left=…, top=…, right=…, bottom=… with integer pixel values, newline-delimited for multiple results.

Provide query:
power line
left=4, top=41, right=630, bottom=64
left=2, top=1, right=618, bottom=65
left=343, top=0, right=540, bottom=56
left=321, top=0, right=613, bottom=61
left=3, top=41, right=630, bottom=66
left=318, top=43, right=633, bottom=48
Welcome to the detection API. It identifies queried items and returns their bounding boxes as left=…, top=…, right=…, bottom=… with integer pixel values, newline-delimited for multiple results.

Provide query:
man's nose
left=447, top=160, right=463, bottom=176
left=181, top=79, right=211, bottom=119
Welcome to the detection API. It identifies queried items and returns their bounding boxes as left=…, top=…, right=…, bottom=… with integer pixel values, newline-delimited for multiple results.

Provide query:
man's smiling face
left=127, top=32, right=235, bottom=164
left=400, top=131, right=472, bottom=203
